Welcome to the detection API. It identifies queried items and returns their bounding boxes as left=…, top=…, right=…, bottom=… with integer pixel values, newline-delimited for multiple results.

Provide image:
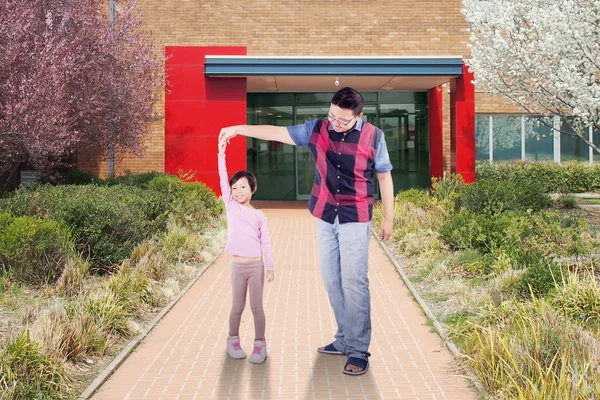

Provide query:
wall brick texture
left=85, top=0, right=514, bottom=177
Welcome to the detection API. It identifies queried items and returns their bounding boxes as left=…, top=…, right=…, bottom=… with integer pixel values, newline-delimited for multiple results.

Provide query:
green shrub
left=104, top=170, right=163, bottom=187
left=58, top=168, right=103, bottom=185
left=107, top=172, right=224, bottom=231
left=441, top=209, right=593, bottom=262
left=0, top=214, right=74, bottom=284
left=0, top=185, right=161, bottom=270
left=461, top=178, right=552, bottom=215
left=440, top=210, right=517, bottom=253
left=521, top=211, right=593, bottom=258
left=555, top=194, right=578, bottom=209
left=512, top=257, right=564, bottom=298
left=0, top=330, right=68, bottom=399
left=447, top=249, right=493, bottom=276
left=146, top=174, right=223, bottom=229
left=431, top=174, right=466, bottom=213
left=0, top=213, right=14, bottom=233
left=395, top=189, right=432, bottom=209
left=477, top=161, right=600, bottom=193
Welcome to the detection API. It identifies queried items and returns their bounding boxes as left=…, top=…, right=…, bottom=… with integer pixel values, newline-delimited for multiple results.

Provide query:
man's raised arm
left=219, top=125, right=296, bottom=146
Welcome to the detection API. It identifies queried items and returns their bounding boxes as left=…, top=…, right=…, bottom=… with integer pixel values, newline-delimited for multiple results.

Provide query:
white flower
left=463, top=0, right=600, bottom=153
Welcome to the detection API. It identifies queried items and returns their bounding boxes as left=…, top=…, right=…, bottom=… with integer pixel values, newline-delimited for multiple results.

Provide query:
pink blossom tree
left=0, top=0, right=163, bottom=192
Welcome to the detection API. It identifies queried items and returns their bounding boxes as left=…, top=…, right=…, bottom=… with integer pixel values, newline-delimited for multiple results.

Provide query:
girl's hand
left=218, top=139, right=226, bottom=154
left=266, top=270, right=274, bottom=282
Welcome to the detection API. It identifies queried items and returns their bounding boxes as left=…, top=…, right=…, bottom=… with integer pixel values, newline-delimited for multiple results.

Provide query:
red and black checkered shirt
left=303, top=119, right=384, bottom=224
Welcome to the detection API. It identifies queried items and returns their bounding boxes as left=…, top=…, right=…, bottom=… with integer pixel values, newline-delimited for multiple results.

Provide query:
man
left=219, top=87, right=394, bottom=375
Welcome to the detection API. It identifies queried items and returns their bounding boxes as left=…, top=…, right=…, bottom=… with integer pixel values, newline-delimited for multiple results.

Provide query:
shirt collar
left=327, top=117, right=364, bottom=134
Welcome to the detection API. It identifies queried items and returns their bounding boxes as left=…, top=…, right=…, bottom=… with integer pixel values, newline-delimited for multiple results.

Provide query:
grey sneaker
left=226, top=336, right=246, bottom=359
left=249, top=339, right=267, bottom=364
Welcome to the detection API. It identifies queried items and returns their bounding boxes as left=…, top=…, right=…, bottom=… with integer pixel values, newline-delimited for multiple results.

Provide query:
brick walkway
left=91, top=204, right=476, bottom=400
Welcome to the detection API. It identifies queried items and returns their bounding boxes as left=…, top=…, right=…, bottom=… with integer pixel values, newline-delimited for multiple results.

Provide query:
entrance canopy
left=204, top=56, right=464, bottom=92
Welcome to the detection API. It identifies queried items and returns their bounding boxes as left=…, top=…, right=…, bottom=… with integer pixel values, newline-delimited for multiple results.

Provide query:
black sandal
left=317, top=343, right=344, bottom=355
left=342, top=357, right=369, bottom=375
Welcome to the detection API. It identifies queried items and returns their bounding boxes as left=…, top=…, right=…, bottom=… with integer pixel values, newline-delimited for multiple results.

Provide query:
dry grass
left=462, top=299, right=600, bottom=399
left=56, top=258, right=90, bottom=298
left=375, top=188, right=600, bottom=399
left=20, top=302, right=41, bottom=325
left=0, top=220, right=227, bottom=397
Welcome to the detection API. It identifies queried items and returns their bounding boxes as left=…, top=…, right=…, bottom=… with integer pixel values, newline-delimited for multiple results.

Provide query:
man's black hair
left=331, top=87, right=364, bottom=115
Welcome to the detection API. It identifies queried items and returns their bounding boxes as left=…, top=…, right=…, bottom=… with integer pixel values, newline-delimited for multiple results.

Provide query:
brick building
left=81, top=1, right=597, bottom=200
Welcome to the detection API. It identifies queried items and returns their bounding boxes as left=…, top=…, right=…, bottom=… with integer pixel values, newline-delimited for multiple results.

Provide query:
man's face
left=327, top=104, right=362, bottom=133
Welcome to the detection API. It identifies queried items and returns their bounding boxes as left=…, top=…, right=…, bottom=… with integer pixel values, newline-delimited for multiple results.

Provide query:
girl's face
left=231, top=177, right=254, bottom=206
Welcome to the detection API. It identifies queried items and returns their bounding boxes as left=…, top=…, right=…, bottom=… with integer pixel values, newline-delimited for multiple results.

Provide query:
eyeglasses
left=327, top=112, right=356, bottom=127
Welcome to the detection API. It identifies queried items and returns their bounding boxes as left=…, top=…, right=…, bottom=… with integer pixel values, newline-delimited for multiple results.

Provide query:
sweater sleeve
left=258, top=212, right=274, bottom=270
left=218, top=154, right=234, bottom=205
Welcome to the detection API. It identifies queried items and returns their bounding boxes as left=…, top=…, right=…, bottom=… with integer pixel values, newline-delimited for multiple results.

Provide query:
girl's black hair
left=229, top=170, right=257, bottom=194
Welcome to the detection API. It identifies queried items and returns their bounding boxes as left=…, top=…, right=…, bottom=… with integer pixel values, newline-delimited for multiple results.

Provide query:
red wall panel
left=450, top=63, right=475, bottom=183
left=164, top=46, right=247, bottom=196
left=428, top=86, right=444, bottom=182
left=165, top=101, right=247, bottom=138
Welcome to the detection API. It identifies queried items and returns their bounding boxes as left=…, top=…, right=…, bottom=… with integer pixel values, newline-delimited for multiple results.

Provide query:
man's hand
left=219, top=126, right=239, bottom=144
left=380, top=218, right=393, bottom=242
left=218, top=138, right=226, bottom=154
left=266, top=270, right=274, bottom=283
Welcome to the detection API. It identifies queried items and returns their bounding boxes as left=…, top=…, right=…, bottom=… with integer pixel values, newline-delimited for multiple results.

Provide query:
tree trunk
left=0, top=162, right=22, bottom=197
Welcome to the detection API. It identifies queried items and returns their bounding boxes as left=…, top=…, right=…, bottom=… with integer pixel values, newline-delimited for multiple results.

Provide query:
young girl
left=218, top=139, right=274, bottom=364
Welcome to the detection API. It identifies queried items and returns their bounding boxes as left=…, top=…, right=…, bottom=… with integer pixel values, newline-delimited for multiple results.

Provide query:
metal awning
left=204, top=56, right=464, bottom=77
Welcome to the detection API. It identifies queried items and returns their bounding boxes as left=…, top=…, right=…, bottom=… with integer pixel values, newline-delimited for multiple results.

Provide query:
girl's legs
left=247, top=260, right=266, bottom=339
left=246, top=260, right=267, bottom=364
left=229, top=261, right=249, bottom=337
left=228, top=259, right=267, bottom=363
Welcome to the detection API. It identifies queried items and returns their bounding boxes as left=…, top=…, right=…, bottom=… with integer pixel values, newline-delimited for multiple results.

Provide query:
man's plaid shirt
left=288, top=118, right=393, bottom=224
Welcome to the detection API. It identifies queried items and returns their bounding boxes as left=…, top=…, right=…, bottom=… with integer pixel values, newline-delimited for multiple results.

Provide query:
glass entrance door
left=247, top=92, right=429, bottom=200
left=380, top=104, right=429, bottom=191
left=294, top=106, right=326, bottom=199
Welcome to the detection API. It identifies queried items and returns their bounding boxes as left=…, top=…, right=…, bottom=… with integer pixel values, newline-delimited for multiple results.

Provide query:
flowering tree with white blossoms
left=463, top=0, right=600, bottom=155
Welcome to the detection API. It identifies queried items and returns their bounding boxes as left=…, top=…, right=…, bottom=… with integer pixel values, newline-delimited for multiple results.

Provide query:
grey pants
left=228, top=260, right=266, bottom=340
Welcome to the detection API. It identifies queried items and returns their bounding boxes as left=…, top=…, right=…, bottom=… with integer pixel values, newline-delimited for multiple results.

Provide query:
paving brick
left=91, top=205, right=477, bottom=399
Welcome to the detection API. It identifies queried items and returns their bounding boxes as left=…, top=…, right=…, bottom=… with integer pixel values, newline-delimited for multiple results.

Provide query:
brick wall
left=86, top=0, right=510, bottom=177
left=475, top=92, right=525, bottom=114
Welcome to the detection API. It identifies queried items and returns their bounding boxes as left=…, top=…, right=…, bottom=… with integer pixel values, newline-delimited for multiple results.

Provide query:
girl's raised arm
left=218, top=141, right=234, bottom=205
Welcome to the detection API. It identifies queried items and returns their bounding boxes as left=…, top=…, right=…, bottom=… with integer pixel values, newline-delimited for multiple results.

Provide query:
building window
left=560, top=118, right=590, bottom=162
left=524, top=117, right=554, bottom=162
left=493, top=115, right=521, bottom=161
left=475, top=115, right=490, bottom=161
left=594, top=128, right=600, bottom=163
left=477, top=114, right=598, bottom=163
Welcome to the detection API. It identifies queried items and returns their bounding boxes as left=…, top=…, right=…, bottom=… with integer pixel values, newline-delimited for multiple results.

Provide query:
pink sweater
left=219, top=154, right=274, bottom=270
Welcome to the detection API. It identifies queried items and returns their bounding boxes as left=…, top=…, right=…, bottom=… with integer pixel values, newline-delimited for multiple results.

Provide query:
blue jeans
left=317, top=216, right=372, bottom=361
